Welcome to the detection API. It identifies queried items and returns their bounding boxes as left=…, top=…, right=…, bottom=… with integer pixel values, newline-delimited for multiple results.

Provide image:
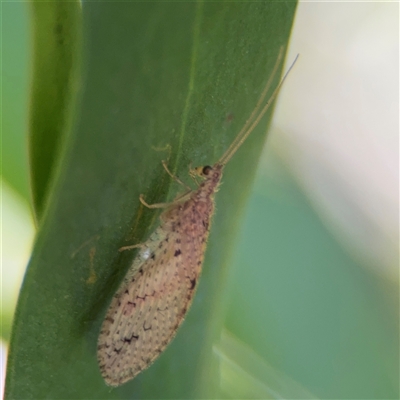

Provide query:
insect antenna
left=218, top=47, right=284, bottom=163
left=218, top=52, right=299, bottom=166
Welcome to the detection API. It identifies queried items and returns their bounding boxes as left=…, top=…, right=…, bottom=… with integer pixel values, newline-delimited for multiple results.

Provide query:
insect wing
left=98, top=231, right=199, bottom=386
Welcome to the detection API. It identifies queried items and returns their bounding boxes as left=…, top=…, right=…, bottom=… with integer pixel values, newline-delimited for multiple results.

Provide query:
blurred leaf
left=215, top=329, right=316, bottom=399
left=5, top=2, right=297, bottom=399
left=225, top=151, right=400, bottom=398
left=29, top=1, right=82, bottom=222
left=2, top=3, right=30, bottom=200
left=0, top=179, right=34, bottom=342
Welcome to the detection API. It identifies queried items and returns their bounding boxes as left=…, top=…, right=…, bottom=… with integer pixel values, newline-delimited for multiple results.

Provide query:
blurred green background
left=2, top=2, right=398, bottom=399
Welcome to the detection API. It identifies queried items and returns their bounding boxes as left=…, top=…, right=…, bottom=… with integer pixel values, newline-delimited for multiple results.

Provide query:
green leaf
left=29, top=1, right=82, bottom=222
left=5, top=2, right=297, bottom=398
left=2, top=2, right=31, bottom=201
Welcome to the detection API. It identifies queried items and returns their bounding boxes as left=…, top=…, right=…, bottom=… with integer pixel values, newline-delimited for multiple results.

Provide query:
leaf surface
left=5, top=2, right=297, bottom=398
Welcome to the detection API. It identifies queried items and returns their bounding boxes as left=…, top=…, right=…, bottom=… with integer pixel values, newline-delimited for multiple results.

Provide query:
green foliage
left=2, top=2, right=30, bottom=200
left=29, top=2, right=82, bottom=222
left=5, top=2, right=297, bottom=398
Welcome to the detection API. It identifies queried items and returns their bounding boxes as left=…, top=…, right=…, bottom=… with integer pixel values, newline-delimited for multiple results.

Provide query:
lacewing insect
left=97, top=49, right=298, bottom=387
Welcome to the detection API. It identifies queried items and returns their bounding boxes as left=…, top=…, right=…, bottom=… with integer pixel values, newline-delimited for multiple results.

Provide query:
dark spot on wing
left=174, top=249, right=182, bottom=257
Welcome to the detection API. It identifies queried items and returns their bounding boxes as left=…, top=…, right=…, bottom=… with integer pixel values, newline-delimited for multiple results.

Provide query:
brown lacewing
left=97, top=49, right=298, bottom=387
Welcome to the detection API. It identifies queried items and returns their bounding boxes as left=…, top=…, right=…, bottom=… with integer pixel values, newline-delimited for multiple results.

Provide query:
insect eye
left=202, top=166, right=212, bottom=176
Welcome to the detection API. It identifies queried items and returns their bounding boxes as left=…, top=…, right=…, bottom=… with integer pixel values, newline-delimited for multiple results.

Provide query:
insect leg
left=139, top=194, right=176, bottom=209
left=118, top=243, right=146, bottom=252
left=161, top=160, right=192, bottom=190
left=140, top=189, right=193, bottom=210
